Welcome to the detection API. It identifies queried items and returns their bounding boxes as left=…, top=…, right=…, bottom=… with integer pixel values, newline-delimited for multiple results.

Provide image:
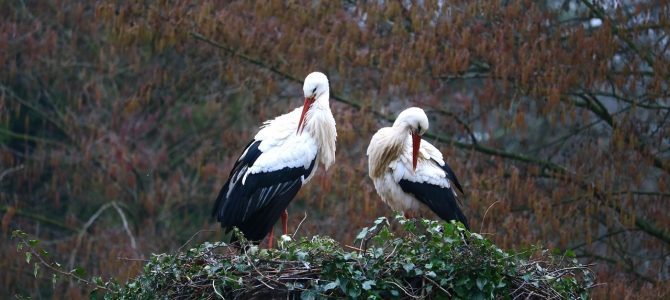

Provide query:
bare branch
left=69, top=202, right=114, bottom=270
left=111, top=202, right=137, bottom=250
left=177, top=229, right=216, bottom=253
left=0, top=165, right=24, bottom=183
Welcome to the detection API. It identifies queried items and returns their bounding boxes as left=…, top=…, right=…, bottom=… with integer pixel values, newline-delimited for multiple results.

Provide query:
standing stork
left=212, top=72, right=336, bottom=246
left=366, top=107, right=469, bottom=229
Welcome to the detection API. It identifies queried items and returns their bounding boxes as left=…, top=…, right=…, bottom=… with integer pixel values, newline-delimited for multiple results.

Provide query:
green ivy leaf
left=73, top=267, right=86, bottom=278
left=322, top=281, right=338, bottom=292
left=85, top=217, right=594, bottom=298
left=362, top=280, right=376, bottom=290
left=25, top=252, right=31, bottom=264
left=300, top=290, right=316, bottom=300
left=347, top=285, right=361, bottom=298
left=12, top=230, right=27, bottom=239
left=476, top=277, right=487, bottom=291
left=355, top=227, right=369, bottom=241
left=497, top=280, right=506, bottom=288
left=402, top=262, right=415, bottom=273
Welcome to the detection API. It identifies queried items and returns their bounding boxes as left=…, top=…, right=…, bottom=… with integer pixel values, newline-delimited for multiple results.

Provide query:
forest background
left=1, top=0, right=668, bottom=298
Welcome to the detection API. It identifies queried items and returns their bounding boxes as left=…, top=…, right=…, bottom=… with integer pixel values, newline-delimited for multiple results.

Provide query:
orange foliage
left=1, top=0, right=669, bottom=298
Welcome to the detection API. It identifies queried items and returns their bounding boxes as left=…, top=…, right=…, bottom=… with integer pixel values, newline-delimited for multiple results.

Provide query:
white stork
left=366, top=107, right=469, bottom=229
left=212, top=72, right=336, bottom=246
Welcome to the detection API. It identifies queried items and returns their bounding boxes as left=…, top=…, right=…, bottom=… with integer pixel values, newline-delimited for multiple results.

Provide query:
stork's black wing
left=432, top=158, right=463, bottom=193
left=212, top=140, right=316, bottom=241
left=212, top=140, right=262, bottom=218
left=398, top=179, right=469, bottom=229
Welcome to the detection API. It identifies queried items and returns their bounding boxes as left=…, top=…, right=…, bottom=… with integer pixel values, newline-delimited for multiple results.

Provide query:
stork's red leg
left=267, top=228, right=274, bottom=248
left=281, top=209, right=289, bottom=235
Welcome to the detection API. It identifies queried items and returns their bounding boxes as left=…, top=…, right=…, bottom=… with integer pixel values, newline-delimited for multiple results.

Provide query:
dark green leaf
left=362, top=280, right=375, bottom=290
left=355, top=227, right=369, bottom=241
left=476, top=277, right=487, bottom=291
left=73, top=267, right=86, bottom=278
left=322, top=281, right=338, bottom=291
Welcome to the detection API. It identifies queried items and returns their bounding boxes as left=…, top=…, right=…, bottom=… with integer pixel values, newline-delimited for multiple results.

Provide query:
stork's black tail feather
left=397, top=179, right=470, bottom=230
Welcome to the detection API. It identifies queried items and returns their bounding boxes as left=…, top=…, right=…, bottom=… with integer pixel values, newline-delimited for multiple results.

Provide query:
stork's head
left=394, top=107, right=429, bottom=171
left=297, top=72, right=329, bottom=134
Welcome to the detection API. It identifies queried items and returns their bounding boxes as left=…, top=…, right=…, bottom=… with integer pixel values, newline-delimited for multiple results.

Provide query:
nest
left=115, top=217, right=596, bottom=299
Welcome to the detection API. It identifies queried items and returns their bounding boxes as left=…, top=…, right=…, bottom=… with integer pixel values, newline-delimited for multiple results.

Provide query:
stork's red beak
left=297, top=96, right=315, bottom=134
left=412, top=132, right=420, bottom=171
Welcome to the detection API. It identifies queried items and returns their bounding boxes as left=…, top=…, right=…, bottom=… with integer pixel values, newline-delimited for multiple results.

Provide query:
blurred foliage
left=1, top=0, right=669, bottom=298
left=14, top=216, right=596, bottom=299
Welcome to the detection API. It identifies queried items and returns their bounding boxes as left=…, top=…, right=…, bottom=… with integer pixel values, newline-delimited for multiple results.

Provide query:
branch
left=69, top=203, right=114, bottom=270
left=578, top=0, right=664, bottom=78
left=0, top=165, right=24, bottom=182
left=111, top=202, right=137, bottom=250
left=0, top=84, right=71, bottom=141
left=528, top=105, right=632, bottom=153
left=577, top=251, right=657, bottom=284
left=15, top=237, right=112, bottom=292
left=0, top=127, right=68, bottom=147
left=176, top=229, right=216, bottom=253
left=0, top=205, right=77, bottom=233
left=292, top=211, right=308, bottom=239
left=570, top=93, right=613, bottom=127
left=68, top=201, right=139, bottom=269
left=569, top=229, right=630, bottom=250
left=190, top=31, right=380, bottom=118
left=569, top=91, right=670, bottom=174
left=431, top=107, right=479, bottom=146
left=609, top=190, right=670, bottom=198
left=591, top=91, right=670, bottom=110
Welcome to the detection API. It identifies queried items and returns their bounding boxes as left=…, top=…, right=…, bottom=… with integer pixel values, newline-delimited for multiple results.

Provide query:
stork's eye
left=312, top=87, right=317, bottom=94
left=417, top=125, right=422, bottom=134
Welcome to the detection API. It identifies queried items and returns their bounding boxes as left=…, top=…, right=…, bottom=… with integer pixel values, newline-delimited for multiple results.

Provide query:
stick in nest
left=177, top=229, right=216, bottom=253
left=292, top=211, right=308, bottom=239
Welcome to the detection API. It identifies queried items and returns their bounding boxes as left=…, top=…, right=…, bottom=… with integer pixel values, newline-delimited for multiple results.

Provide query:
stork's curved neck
left=303, top=92, right=336, bottom=170
left=303, top=92, right=330, bottom=131
left=392, top=118, right=413, bottom=132
left=313, top=92, right=330, bottom=109
left=391, top=122, right=413, bottom=141
left=368, top=125, right=409, bottom=178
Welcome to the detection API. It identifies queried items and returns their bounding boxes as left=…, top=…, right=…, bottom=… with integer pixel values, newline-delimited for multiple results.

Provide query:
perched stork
left=212, top=72, right=336, bottom=246
left=366, top=107, right=469, bottom=229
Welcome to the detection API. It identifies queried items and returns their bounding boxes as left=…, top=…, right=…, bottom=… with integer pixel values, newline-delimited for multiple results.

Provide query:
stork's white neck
left=303, top=92, right=337, bottom=170
left=368, top=125, right=408, bottom=178
left=313, top=92, right=330, bottom=110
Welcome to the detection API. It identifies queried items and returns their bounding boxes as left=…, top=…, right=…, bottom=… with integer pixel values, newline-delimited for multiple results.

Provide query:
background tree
left=1, top=0, right=668, bottom=298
